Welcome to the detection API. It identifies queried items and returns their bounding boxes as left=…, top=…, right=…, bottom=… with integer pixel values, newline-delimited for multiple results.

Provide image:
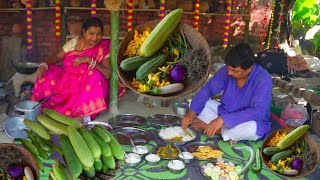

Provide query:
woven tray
left=116, top=20, right=212, bottom=100
left=261, top=129, right=320, bottom=178
left=0, top=143, right=40, bottom=180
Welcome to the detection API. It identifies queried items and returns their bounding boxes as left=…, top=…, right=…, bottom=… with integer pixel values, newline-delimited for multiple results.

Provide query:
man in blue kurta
left=181, top=43, right=272, bottom=142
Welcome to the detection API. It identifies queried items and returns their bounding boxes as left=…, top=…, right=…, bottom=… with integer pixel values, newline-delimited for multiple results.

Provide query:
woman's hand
left=36, top=65, right=47, bottom=79
left=181, top=111, right=196, bottom=131
left=73, top=56, right=91, bottom=66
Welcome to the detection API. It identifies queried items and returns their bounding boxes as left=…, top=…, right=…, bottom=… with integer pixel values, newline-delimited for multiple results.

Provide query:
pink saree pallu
left=31, top=40, right=126, bottom=118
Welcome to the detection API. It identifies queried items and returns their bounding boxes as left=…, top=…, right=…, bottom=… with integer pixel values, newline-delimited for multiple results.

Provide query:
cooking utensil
left=112, top=127, right=151, bottom=145
left=167, top=148, right=174, bottom=164
left=174, top=144, right=185, bottom=158
left=32, top=92, right=58, bottom=109
left=84, top=121, right=113, bottom=131
left=130, top=138, right=138, bottom=152
left=148, top=114, right=182, bottom=126
left=4, top=116, right=28, bottom=139
left=109, top=114, right=147, bottom=128
left=12, top=61, right=39, bottom=74
left=14, top=101, right=41, bottom=121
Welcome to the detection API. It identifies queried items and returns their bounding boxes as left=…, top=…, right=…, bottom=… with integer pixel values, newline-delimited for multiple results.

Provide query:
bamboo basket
left=0, top=143, right=40, bottom=180
left=116, top=20, right=212, bottom=100
left=261, top=129, right=320, bottom=178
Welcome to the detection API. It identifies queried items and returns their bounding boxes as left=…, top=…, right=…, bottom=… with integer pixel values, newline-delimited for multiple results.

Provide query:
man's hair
left=82, top=17, right=104, bottom=34
left=224, top=43, right=255, bottom=70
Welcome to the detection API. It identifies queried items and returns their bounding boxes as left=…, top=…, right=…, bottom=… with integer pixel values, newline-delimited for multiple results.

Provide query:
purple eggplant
left=7, top=165, right=24, bottom=178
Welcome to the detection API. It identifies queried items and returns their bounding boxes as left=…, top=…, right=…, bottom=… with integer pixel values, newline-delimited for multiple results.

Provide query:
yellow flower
left=137, top=84, right=150, bottom=92
left=267, top=161, right=278, bottom=171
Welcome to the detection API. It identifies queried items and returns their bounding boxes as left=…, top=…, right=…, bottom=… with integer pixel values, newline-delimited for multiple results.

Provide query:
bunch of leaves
left=291, top=0, right=320, bottom=29
left=163, top=26, right=190, bottom=63
left=178, top=49, right=208, bottom=80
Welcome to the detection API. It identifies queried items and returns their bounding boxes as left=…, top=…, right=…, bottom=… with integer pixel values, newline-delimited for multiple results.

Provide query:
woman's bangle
left=39, top=62, right=48, bottom=71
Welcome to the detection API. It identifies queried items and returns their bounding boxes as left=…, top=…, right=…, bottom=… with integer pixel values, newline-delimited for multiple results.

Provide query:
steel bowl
left=178, top=152, right=194, bottom=164
left=173, top=101, right=189, bottom=116
left=132, top=145, right=149, bottom=158
left=125, top=153, right=141, bottom=167
left=167, top=160, right=185, bottom=174
left=145, top=154, right=161, bottom=165
left=14, top=101, right=40, bottom=121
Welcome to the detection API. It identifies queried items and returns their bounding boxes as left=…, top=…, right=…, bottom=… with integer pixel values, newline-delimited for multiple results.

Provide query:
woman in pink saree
left=31, top=17, right=126, bottom=122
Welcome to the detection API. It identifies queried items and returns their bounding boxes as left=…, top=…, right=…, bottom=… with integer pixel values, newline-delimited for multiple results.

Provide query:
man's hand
left=181, top=111, right=196, bottom=131
left=36, top=65, right=47, bottom=79
left=204, top=116, right=224, bottom=137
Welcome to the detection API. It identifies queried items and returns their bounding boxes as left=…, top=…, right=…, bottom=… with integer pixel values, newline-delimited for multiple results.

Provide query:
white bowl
left=125, top=153, right=141, bottom=167
left=145, top=154, right=161, bottom=165
left=132, top=145, right=149, bottom=157
left=167, top=160, right=185, bottom=173
left=178, top=152, right=194, bottom=164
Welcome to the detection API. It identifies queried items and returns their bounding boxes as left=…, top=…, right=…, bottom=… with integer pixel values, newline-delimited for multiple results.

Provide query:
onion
left=291, top=158, right=303, bottom=170
left=7, top=165, right=24, bottom=178
left=169, top=65, right=187, bottom=83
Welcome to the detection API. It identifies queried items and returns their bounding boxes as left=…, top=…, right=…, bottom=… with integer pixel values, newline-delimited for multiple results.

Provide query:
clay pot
left=103, top=24, right=110, bottom=36
left=0, top=0, right=8, bottom=8
left=12, top=23, right=24, bottom=34
left=177, top=0, right=193, bottom=11
left=21, top=0, right=38, bottom=7
left=70, top=0, right=81, bottom=7
left=165, top=0, right=176, bottom=10
left=67, top=22, right=82, bottom=38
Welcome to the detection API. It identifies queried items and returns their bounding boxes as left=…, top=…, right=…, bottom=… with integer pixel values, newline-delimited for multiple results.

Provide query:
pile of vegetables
left=15, top=108, right=124, bottom=179
left=0, top=166, right=34, bottom=180
left=202, top=158, right=242, bottom=180
left=120, top=8, right=206, bottom=95
left=263, top=125, right=310, bottom=176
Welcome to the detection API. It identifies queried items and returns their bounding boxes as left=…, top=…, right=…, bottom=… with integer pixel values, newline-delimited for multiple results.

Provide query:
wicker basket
left=116, top=20, right=212, bottom=100
left=0, top=143, right=40, bottom=180
left=261, top=129, right=320, bottom=178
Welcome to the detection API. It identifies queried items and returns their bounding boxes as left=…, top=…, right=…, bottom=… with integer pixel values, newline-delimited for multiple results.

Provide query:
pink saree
left=31, top=39, right=126, bottom=118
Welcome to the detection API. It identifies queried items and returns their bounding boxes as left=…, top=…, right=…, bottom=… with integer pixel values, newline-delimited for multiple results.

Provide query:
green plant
left=291, top=0, right=320, bottom=56
left=292, top=0, right=320, bottom=29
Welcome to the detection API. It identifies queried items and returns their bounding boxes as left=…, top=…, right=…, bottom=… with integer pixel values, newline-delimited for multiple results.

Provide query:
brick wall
left=0, top=0, right=270, bottom=63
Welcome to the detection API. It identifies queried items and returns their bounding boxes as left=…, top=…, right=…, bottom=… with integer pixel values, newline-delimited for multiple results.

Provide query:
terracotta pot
left=103, top=24, right=110, bottom=36
left=12, top=23, right=24, bottom=34
left=21, top=0, right=38, bottom=7
left=70, top=0, right=81, bottom=7
left=165, top=0, right=177, bottom=10
left=67, top=22, right=82, bottom=38
left=0, top=0, right=8, bottom=8
left=177, top=0, right=193, bottom=12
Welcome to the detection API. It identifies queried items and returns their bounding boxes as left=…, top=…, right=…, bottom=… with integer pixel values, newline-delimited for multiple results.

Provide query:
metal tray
left=4, top=116, right=28, bottom=139
left=153, top=144, right=186, bottom=160
left=158, top=126, right=197, bottom=146
left=109, top=114, right=147, bottom=128
left=112, top=127, right=151, bottom=145
left=183, top=142, right=221, bottom=160
left=147, top=114, right=182, bottom=126
left=84, top=121, right=113, bottom=131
